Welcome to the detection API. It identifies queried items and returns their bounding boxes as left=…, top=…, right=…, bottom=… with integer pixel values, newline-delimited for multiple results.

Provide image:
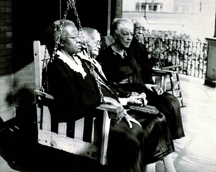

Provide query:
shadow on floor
left=0, top=103, right=110, bottom=172
left=0, top=126, right=110, bottom=172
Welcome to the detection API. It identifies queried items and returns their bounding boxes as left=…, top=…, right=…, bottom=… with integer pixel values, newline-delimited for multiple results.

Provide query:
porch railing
left=144, top=37, right=208, bottom=78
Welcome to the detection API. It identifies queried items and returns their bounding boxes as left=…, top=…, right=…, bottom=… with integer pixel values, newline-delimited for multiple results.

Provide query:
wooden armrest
left=35, top=90, right=121, bottom=114
left=161, top=65, right=182, bottom=70
left=35, top=90, right=54, bottom=100
left=96, top=104, right=122, bottom=114
left=152, top=68, right=173, bottom=76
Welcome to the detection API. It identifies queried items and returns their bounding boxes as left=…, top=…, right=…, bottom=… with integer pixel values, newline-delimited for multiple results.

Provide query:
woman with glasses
left=130, top=17, right=185, bottom=140
left=81, top=26, right=177, bottom=172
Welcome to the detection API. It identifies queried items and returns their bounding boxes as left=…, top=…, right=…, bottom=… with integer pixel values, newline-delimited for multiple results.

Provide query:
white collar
left=57, top=51, right=86, bottom=79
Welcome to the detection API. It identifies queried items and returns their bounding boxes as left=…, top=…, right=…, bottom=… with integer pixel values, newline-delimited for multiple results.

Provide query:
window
left=153, top=5, right=157, bottom=11
left=148, top=4, right=158, bottom=11
left=149, top=5, right=152, bottom=11
left=141, top=3, right=146, bottom=11
left=136, top=2, right=140, bottom=11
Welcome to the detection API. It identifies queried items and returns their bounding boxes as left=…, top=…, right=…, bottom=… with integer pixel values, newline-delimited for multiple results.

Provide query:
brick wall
left=0, top=0, right=62, bottom=124
left=0, top=0, right=12, bottom=76
left=115, top=0, right=123, bottom=18
left=0, top=0, right=15, bottom=122
left=0, top=0, right=36, bottom=122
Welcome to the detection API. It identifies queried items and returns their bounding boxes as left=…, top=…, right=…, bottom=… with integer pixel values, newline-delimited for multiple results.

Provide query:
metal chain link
left=69, top=0, right=82, bottom=31
left=69, top=1, right=105, bottom=103
left=42, top=0, right=74, bottom=93
left=50, top=0, right=75, bottom=62
left=85, top=61, right=105, bottom=104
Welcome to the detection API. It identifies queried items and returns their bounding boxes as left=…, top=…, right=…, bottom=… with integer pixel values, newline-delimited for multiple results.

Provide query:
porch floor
left=0, top=74, right=216, bottom=172
left=155, top=74, right=216, bottom=172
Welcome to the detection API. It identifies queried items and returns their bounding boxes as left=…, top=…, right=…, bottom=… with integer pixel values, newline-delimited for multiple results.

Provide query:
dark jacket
left=47, top=55, right=101, bottom=122
left=129, top=38, right=154, bottom=84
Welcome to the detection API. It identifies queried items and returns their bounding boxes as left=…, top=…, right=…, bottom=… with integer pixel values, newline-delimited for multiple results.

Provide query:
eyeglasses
left=87, top=40, right=102, bottom=46
left=134, top=27, right=146, bottom=32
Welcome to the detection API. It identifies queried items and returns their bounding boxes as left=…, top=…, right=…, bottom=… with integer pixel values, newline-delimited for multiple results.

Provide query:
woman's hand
left=127, top=96, right=143, bottom=105
left=127, top=92, right=148, bottom=106
left=104, top=96, right=126, bottom=124
left=145, top=84, right=157, bottom=92
left=138, top=93, right=148, bottom=106
left=104, top=96, right=123, bottom=107
left=145, top=84, right=164, bottom=95
left=124, top=113, right=142, bottom=128
left=103, top=97, right=142, bottom=128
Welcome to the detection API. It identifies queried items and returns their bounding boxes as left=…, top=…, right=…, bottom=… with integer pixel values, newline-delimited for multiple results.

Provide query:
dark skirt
left=147, top=92, right=185, bottom=140
left=116, top=83, right=185, bottom=140
left=107, top=111, right=174, bottom=172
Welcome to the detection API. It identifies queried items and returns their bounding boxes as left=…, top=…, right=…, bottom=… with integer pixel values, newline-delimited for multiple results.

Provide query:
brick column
left=115, top=0, right=122, bottom=18
left=204, top=0, right=216, bottom=88
left=0, top=0, right=16, bottom=122
left=108, top=0, right=122, bottom=35
left=205, top=38, right=216, bottom=87
left=0, top=0, right=13, bottom=76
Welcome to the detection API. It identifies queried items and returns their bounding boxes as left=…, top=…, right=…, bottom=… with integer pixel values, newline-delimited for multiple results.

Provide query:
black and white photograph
left=0, top=0, right=216, bottom=172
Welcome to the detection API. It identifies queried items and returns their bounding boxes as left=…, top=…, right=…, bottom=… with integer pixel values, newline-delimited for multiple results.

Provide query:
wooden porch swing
left=33, top=0, right=121, bottom=165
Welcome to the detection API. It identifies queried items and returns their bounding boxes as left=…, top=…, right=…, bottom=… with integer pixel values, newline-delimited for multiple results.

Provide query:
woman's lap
left=108, top=112, right=174, bottom=168
left=147, top=92, right=185, bottom=139
left=108, top=120, right=144, bottom=171
left=130, top=111, right=174, bottom=164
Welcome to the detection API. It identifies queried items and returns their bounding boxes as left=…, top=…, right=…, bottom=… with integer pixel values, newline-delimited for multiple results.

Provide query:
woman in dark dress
left=80, top=27, right=178, bottom=172
left=129, top=36, right=185, bottom=140
left=131, top=17, right=185, bottom=140
left=43, top=20, right=176, bottom=172
left=97, top=18, right=185, bottom=140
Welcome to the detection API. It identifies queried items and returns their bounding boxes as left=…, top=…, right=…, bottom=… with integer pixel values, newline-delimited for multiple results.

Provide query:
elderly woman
left=97, top=18, right=185, bottom=140
left=81, top=27, right=177, bottom=172
left=130, top=17, right=185, bottom=140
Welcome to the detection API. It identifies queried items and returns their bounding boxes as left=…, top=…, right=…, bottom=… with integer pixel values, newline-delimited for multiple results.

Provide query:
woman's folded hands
left=103, top=96, right=141, bottom=128
left=118, top=92, right=148, bottom=106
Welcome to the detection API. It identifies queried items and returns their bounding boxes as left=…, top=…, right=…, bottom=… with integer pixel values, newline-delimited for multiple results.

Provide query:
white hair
left=131, top=17, right=149, bottom=31
left=82, top=27, right=100, bottom=42
left=111, top=18, right=134, bottom=37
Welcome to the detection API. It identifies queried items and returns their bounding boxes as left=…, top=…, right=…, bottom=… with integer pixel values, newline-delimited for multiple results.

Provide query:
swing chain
left=84, top=61, right=105, bottom=104
left=69, top=0, right=82, bottom=31
left=68, top=1, right=105, bottom=103
left=51, top=0, right=78, bottom=62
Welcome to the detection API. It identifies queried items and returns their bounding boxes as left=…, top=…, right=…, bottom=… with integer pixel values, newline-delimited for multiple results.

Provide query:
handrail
left=161, top=65, right=182, bottom=70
